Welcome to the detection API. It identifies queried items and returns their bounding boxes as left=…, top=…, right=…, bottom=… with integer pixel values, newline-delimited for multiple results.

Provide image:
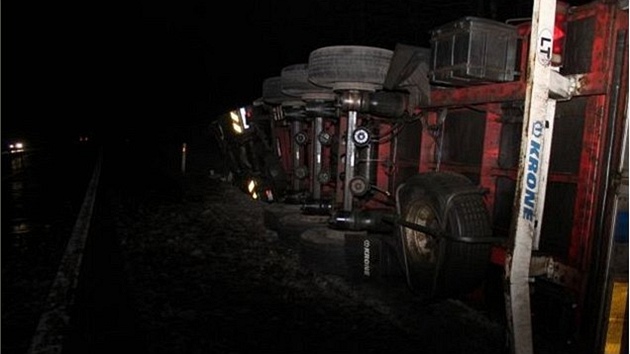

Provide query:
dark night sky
left=3, top=0, right=591, bottom=143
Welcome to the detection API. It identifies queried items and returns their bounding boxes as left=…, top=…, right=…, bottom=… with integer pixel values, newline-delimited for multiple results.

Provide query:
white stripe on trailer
left=505, top=0, right=561, bottom=353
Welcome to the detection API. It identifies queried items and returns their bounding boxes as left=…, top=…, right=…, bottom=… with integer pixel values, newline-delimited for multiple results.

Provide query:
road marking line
left=27, top=149, right=103, bottom=354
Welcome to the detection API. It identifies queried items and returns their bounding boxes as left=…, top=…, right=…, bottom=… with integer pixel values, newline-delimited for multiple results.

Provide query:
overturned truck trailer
left=212, top=0, right=628, bottom=353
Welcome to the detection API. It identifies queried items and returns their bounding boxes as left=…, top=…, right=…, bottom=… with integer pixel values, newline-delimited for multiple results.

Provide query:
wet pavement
left=2, top=143, right=99, bottom=354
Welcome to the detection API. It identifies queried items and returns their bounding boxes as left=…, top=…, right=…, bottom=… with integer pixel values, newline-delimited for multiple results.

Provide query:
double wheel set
left=261, top=45, right=496, bottom=299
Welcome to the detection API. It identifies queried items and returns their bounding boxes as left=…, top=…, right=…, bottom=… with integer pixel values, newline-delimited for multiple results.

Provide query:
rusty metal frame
left=412, top=1, right=627, bottom=353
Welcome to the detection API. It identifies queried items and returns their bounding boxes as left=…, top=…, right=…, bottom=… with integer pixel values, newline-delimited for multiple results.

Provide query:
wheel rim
left=401, top=198, right=439, bottom=265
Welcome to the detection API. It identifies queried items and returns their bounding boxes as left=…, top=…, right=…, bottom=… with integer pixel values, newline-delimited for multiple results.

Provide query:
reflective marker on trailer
left=604, top=281, right=628, bottom=354
left=247, top=179, right=256, bottom=193
left=240, top=107, right=250, bottom=129
left=230, top=109, right=248, bottom=134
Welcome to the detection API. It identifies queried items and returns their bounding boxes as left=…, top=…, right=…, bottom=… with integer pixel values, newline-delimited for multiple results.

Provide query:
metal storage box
left=429, top=16, right=518, bottom=86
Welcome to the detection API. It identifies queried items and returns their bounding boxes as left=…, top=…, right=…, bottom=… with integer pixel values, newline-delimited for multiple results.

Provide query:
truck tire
left=307, top=46, right=393, bottom=92
left=280, top=63, right=336, bottom=100
left=262, top=76, right=293, bottom=105
left=298, top=227, right=348, bottom=277
left=263, top=204, right=329, bottom=243
left=396, top=172, right=492, bottom=298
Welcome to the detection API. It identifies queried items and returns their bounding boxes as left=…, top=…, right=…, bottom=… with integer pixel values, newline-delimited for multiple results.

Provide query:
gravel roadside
left=105, top=142, right=508, bottom=354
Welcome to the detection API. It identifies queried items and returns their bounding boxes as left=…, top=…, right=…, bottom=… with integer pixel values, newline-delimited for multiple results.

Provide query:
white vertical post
left=505, top=0, right=558, bottom=353
left=181, top=143, right=187, bottom=175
